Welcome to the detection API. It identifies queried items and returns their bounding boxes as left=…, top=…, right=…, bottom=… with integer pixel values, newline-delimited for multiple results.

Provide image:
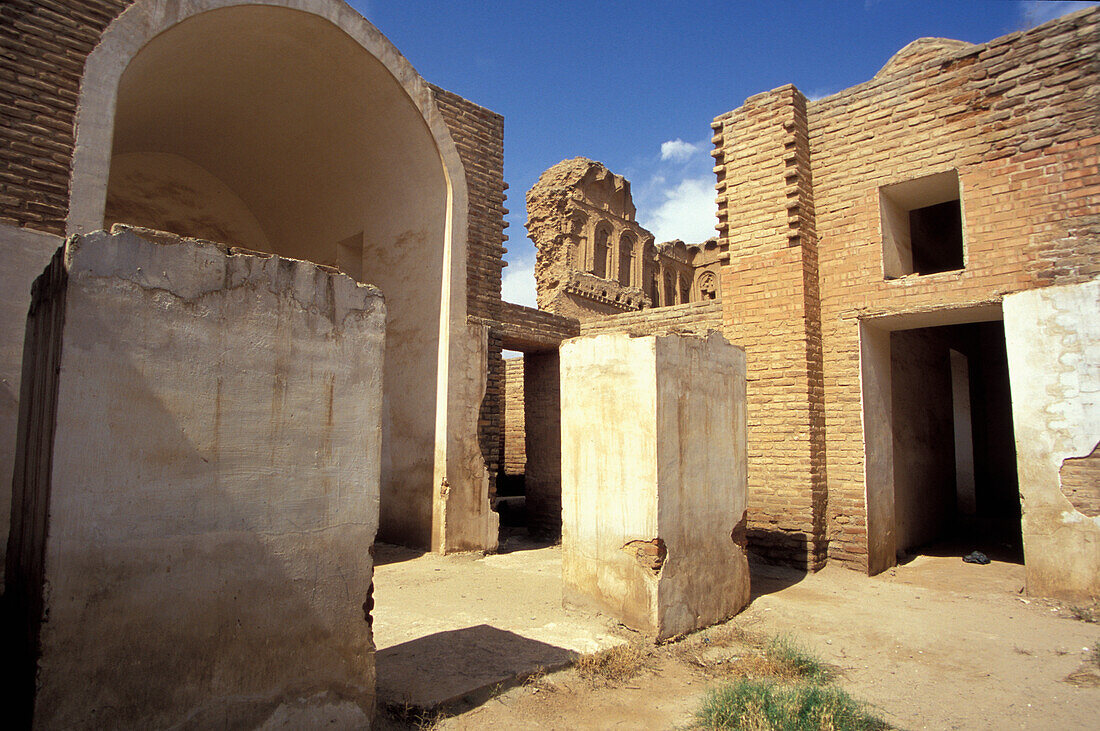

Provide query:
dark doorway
left=890, top=320, right=1022, bottom=563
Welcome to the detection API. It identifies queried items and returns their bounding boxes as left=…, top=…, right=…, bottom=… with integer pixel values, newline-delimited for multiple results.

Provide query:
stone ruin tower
left=525, top=157, right=722, bottom=322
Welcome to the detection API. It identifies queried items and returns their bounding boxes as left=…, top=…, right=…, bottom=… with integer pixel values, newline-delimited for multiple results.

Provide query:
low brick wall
left=578, top=300, right=723, bottom=337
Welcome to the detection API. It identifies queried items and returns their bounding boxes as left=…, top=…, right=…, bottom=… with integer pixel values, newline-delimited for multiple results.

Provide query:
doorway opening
left=862, top=308, right=1022, bottom=573
left=496, top=348, right=562, bottom=550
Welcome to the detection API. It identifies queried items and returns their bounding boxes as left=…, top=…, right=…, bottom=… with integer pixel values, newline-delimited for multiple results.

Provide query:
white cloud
left=640, top=176, right=717, bottom=244
left=501, top=254, right=538, bottom=308
left=660, top=138, right=700, bottom=162
left=1019, top=1, right=1096, bottom=27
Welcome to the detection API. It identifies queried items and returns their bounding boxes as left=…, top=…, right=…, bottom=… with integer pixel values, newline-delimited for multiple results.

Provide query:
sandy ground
left=374, top=542, right=1100, bottom=730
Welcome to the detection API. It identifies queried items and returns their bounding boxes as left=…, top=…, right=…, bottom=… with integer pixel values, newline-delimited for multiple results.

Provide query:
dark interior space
left=891, top=319, right=1022, bottom=563
left=909, top=199, right=964, bottom=274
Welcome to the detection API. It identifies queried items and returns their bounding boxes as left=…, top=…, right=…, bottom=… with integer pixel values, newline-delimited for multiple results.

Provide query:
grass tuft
left=1068, top=605, right=1099, bottom=623
left=575, top=642, right=649, bottom=686
left=694, top=679, right=889, bottom=731
left=764, top=635, right=833, bottom=682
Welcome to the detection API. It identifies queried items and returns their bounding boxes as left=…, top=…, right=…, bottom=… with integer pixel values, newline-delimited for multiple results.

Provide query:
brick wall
left=578, top=299, right=723, bottom=337
left=429, top=88, right=509, bottom=509
left=502, top=357, right=525, bottom=475
left=715, top=7, right=1100, bottom=571
left=0, top=0, right=132, bottom=234
left=711, top=86, right=828, bottom=569
left=499, top=300, right=580, bottom=351
left=429, top=86, right=508, bottom=323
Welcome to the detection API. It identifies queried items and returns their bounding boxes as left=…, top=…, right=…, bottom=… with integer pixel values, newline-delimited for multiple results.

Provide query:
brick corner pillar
left=711, top=85, right=828, bottom=570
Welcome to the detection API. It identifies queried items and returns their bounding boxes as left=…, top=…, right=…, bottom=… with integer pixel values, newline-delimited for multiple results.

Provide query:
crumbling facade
left=525, top=157, right=721, bottom=321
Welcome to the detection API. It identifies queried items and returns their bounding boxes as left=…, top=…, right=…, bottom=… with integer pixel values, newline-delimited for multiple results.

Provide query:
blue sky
left=348, top=1, right=1095, bottom=306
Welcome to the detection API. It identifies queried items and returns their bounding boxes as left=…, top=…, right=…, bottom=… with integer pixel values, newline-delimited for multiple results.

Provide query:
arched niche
left=67, top=0, right=472, bottom=548
left=618, top=232, right=635, bottom=287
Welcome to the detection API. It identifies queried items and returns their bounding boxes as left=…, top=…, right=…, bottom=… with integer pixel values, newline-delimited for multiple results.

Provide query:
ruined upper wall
left=526, top=157, right=720, bottom=321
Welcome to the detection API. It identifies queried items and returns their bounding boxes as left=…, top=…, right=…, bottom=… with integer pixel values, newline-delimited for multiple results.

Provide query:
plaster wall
left=0, top=223, right=62, bottom=581
left=560, top=333, right=749, bottom=639
left=654, top=333, right=750, bottom=636
left=1004, top=280, right=1100, bottom=600
left=6, top=228, right=384, bottom=727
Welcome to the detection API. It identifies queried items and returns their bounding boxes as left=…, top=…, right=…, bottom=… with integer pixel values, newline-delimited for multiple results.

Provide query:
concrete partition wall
left=560, top=332, right=749, bottom=640
left=1004, top=280, right=1100, bottom=600
left=5, top=227, right=384, bottom=728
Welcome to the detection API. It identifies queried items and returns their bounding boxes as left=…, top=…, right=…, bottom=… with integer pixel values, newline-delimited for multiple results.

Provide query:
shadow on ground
left=749, top=559, right=808, bottom=601
left=376, top=624, right=576, bottom=715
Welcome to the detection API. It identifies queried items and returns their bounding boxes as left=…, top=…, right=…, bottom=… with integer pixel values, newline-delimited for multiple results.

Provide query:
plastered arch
left=66, top=0, right=490, bottom=551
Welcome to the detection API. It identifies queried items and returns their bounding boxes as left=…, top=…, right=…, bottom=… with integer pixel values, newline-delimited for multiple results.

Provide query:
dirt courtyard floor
left=374, top=539, right=1100, bottom=729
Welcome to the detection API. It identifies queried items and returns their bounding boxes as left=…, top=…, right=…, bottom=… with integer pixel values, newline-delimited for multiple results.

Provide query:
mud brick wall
left=498, top=300, right=580, bottom=351
left=430, top=86, right=508, bottom=323
left=714, top=8, right=1100, bottom=572
left=0, top=0, right=132, bottom=234
left=711, top=85, right=827, bottom=569
left=502, top=357, right=526, bottom=475
left=578, top=299, right=723, bottom=337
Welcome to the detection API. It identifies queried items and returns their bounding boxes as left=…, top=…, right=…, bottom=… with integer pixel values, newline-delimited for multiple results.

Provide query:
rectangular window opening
left=881, top=170, right=964, bottom=279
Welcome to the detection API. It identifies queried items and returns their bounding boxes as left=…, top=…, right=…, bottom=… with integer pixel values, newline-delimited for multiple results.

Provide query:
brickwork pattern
left=502, top=357, right=525, bottom=475
left=578, top=300, right=723, bottom=337
left=498, top=300, right=580, bottom=352
left=715, top=8, right=1100, bottom=571
left=0, top=0, right=133, bottom=234
left=429, top=86, right=508, bottom=323
left=430, top=88, right=510, bottom=509
left=711, top=86, right=828, bottom=568
left=812, top=10, right=1099, bottom=569
left=1060, top=444, right=1100, bottom=518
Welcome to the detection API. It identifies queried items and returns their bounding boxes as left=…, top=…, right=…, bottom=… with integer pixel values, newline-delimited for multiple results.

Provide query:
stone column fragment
left=560, top=332, right=749, bottom=639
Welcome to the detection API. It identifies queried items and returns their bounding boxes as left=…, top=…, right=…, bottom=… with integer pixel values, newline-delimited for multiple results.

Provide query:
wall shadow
left=376, top=624, right=575, bottom=715
left=374, top=542, right=428, bottom=567
left=748, top=559, right=809, bottom=601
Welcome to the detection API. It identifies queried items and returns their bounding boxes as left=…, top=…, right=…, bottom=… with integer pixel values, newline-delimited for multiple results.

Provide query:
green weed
left=694, top=679, right=889, bottom=731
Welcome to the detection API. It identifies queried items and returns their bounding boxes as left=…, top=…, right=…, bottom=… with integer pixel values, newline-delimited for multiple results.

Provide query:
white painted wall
left=1005, top=280, right=1100, bottom=600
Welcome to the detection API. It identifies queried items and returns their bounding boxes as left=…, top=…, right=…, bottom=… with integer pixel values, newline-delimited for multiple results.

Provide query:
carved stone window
left=592, top=224, right=611, bottom=278
left=698, top=270, right=718, bottom=300
left=618, top=233, right=635, bottom=287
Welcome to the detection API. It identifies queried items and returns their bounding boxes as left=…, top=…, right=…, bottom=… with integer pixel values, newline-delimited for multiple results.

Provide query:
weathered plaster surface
left=0, top=222, right=63, bottom=582
left=10, top=228, right=384, bottom=727
left=432, top=320, right=498, bottom=553
left=560, top=333, right=749, bottom=639
left=1004, top=280, right=1100, bottom=600
left=65, top=0, right=486, bottom=552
